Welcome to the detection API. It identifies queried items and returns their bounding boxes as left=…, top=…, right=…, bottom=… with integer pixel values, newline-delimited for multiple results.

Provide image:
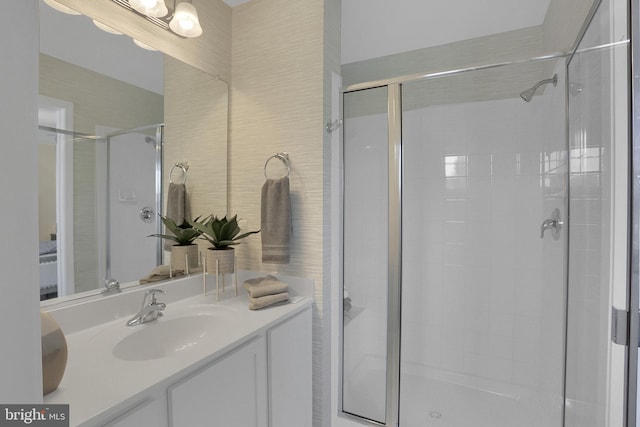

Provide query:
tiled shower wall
left=343, top=60, right=567, bottom=411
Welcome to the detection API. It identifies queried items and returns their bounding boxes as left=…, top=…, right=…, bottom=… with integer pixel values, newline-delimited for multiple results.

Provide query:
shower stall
left=101, top=125, right=164, bottom=286
left=339, top=0, right=632, bottom=426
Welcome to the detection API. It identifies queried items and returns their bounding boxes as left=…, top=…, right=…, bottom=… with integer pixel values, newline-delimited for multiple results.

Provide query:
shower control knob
left=140, top=206, right=154, bottom=223
left=540, top=208, right=563, bottom=240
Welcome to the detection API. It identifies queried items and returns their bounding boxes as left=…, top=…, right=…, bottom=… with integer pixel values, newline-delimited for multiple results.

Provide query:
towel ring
left=169, top=163, right=188, bottom=185
left=264, top=153, right=291, bottom=179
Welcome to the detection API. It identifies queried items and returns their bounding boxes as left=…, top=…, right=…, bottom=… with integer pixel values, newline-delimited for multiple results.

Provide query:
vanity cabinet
left=168, top=336, right=268, bottom=427
left=102, top=397, right=165, bottom=427
left=268, top=308, right=312, bottom=427
left=166, top=307, right=312, bottom=427
left=53, top=284, right=313, bottom=427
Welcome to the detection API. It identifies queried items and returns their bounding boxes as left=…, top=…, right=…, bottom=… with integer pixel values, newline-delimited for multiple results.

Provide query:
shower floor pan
left=343, top=357, right=562, bottom=427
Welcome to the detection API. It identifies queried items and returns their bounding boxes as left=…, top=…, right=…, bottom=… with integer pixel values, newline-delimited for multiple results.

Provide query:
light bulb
left=128, top=0, right=168, bottom=17
left=169, top=2, right=203, bottom=38
left=178, top=19, right=195, bottom=31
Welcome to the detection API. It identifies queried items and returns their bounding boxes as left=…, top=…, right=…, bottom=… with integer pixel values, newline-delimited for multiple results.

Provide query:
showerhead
left=145, top=136, right=156, bottom=145
left=520, top=74, right=558, bottom=102
left=519, top=87, right=537, bottom=103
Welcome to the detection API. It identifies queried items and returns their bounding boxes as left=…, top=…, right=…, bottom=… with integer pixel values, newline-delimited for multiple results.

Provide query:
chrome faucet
left=126, top=289, right=166, bottom=326
left=101, top=278, right=121, bottom=295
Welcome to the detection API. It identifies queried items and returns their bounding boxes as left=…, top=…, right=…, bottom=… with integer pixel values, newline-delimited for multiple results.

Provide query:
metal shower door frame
left=627, top=0, right=640, bottom=424
left=338, top=83, right=403, bottom=427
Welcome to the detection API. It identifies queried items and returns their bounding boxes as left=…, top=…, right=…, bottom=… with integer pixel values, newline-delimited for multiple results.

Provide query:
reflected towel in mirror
left=165, top=182, right=192, bottom=249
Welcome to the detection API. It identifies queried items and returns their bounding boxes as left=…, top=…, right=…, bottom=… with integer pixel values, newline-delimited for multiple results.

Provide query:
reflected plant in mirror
left=149, top=215, right=202, bottom=273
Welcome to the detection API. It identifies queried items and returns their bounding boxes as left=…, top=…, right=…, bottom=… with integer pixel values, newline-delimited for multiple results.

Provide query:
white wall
left=39, top=1, right=164, bottom=95
left=229, top=1, right=334, bottom=425
left=341, top=0, right=550, bottom=64
left=0, top=0, right=43, bottom=402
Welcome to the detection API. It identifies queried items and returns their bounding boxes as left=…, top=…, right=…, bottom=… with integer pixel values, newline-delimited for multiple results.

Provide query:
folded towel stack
left=243, top=275, right=289, bottom=310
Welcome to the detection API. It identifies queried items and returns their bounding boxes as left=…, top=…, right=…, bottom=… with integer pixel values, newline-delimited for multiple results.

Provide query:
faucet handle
left=101, top=278, right=121, bottom=295
left=145, top=288, right=166, bottom=304
left=540, top=208, right=563, bottom=240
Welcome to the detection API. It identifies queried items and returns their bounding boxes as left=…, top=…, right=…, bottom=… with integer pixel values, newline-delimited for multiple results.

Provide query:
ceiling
left=41, top=0, right=554, bottom=88
left=341, top=0, right=552, bottom=64
left=39, top=0, right=164, bottom=94
left=223, top=0, right=251, bottom=6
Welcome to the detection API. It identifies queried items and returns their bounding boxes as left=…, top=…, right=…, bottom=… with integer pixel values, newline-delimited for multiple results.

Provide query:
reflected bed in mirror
left=38, top=0, right=228, bottom=304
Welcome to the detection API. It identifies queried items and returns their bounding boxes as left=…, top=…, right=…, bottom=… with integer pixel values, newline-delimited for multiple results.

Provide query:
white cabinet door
left=168, top=336, right=267, bottom=427
left=268, top=307, right=312, bottom=427
left=102, top=398, right=165, bottom=427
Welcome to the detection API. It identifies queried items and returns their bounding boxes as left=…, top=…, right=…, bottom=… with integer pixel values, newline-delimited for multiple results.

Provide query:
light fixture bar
left=110, top=0, right=173, bottom=33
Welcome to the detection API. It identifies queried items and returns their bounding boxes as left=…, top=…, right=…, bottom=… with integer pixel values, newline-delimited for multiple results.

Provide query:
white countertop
left=44, top=284, right=311, bottom=426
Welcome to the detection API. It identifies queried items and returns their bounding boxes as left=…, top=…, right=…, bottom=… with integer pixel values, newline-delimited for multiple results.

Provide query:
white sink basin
left=112, top=307, right=224, bottom=361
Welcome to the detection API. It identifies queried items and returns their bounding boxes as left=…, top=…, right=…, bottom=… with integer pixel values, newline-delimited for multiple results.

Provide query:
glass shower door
left=399, top=61, right=568, bottom=427
left=342, top=86, right=390, bottom=424
left=105, top=127, right=162, bottom=284
left=565, top=0, right=630, bottom=425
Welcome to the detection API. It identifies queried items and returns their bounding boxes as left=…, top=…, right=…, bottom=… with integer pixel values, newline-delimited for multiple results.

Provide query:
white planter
left=171, top=244, right=199, bottom=272
left=206, top=247, right=235, bottom=274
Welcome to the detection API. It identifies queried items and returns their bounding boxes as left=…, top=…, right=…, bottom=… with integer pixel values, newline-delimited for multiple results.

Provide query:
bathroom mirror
left=38, top=0, right=228, bottom=302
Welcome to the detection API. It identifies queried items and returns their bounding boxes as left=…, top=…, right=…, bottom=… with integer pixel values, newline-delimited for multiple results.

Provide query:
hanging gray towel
left=261, top=177, right=291, bottom=263
left=164, top=182, right=191, bottom=249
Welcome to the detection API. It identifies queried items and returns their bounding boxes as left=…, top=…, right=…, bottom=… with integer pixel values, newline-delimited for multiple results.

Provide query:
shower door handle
left=540, top=208, right=563, bottom=240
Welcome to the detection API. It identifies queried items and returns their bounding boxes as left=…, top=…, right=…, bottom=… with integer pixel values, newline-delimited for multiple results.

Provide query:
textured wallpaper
left=163, top=56, right=229, bottom=259
left=230, top=0, right=329, bottom=424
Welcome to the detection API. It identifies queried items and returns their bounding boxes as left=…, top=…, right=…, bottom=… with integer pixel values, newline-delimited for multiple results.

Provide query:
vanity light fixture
left=109, top=0, right=203, bottom=38
left=46, top=0, right=204, bottom=39
left=43, top=0, right=81, bottom=15
left=128, top=0, right=169, bottom=18
left=169, top=1, right=203, bottom=38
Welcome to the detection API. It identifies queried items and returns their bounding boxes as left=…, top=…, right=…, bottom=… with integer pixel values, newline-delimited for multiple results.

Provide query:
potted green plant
left=149, top=215, right=202, bottom=272
left=190, top=215, right=260, bottom=274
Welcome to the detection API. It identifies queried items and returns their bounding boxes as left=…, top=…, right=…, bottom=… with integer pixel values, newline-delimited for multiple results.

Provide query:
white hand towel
left=261, top=177, right=291, bottom=263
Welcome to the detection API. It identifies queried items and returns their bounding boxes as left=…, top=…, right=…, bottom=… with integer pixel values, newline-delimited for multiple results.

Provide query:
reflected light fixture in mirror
left=129, top=0, right=169, bottom=18
left=133, top=39, right=159, bottom=51
left=169, top=1, right=203, bottom=38
left=93, top=20, right=123, bottom=35
left=43, top=0, right=80, bottom=15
